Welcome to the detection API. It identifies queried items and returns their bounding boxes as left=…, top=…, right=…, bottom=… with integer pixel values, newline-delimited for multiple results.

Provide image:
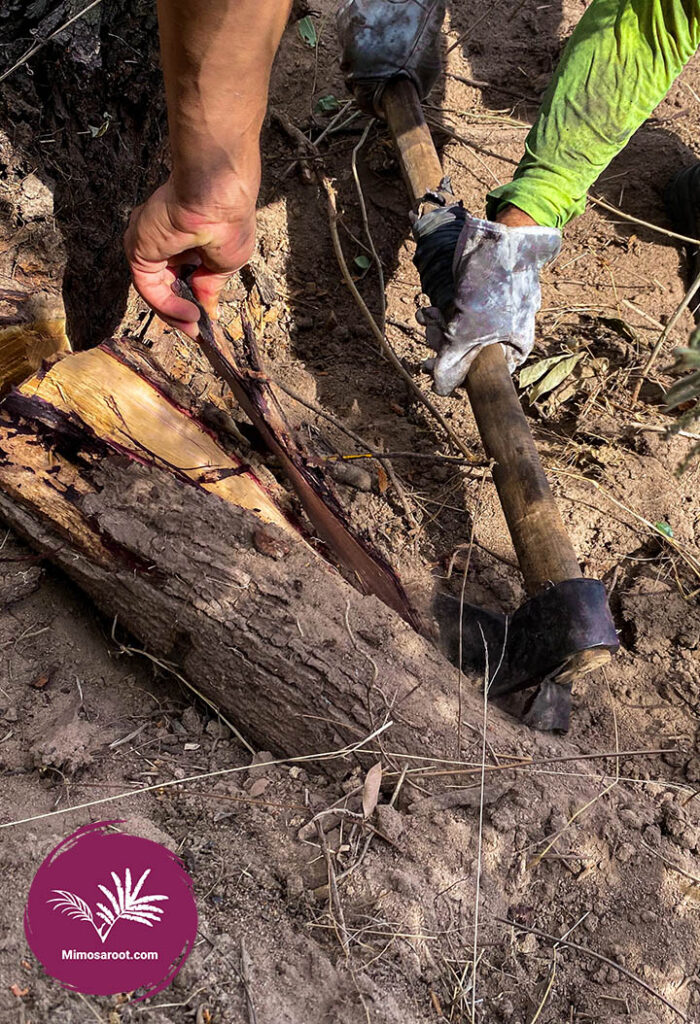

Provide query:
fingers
left=129, top=258, right=201, bottom=337
left=190, top=217, right=256, bottom=316
left=189, top=266, right=236, bottom=318
left=124, top=182, right=257, bottom=335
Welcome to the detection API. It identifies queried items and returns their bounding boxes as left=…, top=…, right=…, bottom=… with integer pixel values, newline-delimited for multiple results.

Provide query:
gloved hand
left=412, top=204, right=561, bottom=395
left=336, top=0, right=445, bottom=115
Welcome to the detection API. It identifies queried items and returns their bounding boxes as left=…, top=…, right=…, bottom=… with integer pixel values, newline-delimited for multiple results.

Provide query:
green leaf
left=664, top=369, right=700, bottom=411
left=354, top=254, right=371, bottom=271
left=527, top=353, right=583, bottom=403
left=315, top=94, right=340, bottom=114
left=519, top=353, right=568, bottom=390
left=655, top=521, right=673, bottom=538
left=297, top=15, right=317, bottom=47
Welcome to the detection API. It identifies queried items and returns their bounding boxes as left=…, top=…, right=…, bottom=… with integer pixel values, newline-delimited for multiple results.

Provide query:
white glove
left=412, top=205, right=561, bottom=395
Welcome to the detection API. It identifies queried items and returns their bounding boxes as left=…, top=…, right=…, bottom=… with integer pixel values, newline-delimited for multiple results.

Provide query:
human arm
left=124, top=0, right=292, bottom=338
left=414, top=0, right=700, bottom=393
left=486, top=0, right=700, bottom=229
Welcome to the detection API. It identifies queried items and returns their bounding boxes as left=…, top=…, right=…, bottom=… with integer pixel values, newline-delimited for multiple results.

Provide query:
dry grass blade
left=457, top=468, right=487, bottom=753
left=588, top=193, right=700, bottom=248
left=632, top=265, right=700, bottom=401
left=641, top=839, right=700, bottom=886
left=351, top=119, right=386, bottom=332
left=0, top=0, right=103, bottom=83
left=314, top=818, right=350, bottom=956
left=497, top=918, right=690, bottom=1022
left=0, top=722, right=393, bottom=829
left=469, top=626, right=492, bottom=1023
left=529, top=958, right=556, bottom=1024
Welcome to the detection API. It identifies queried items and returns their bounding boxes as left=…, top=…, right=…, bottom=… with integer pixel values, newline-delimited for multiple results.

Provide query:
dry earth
left=2, top=0, right=700, bottom=1021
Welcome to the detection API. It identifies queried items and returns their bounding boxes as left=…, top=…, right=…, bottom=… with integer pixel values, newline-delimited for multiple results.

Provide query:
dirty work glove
left=336, top=0, right=445, bottom=115
left=412, top=204, right=561, bottom=395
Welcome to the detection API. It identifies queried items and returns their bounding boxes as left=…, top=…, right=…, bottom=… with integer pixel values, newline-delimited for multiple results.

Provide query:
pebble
left=375, top=804, right=404, bottom=844
left=205, top=719, right=230, bottom=740
left=248, top=777, right=270, bottom=798
left=181, top=706, right=202, bottom=735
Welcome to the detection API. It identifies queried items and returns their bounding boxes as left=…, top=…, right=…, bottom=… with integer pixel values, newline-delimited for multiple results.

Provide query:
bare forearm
left=157, top=0, right=292, bottom=205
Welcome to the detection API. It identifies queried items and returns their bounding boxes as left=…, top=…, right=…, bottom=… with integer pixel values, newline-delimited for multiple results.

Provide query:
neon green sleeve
left=486, top=0, right=700, bottom=229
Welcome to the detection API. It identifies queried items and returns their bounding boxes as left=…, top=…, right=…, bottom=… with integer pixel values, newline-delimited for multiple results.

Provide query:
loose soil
left=2, top=1, right=700, bottom=1022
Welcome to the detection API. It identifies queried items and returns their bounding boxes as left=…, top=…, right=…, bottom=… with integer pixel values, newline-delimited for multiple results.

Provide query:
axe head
left=435, top=578, right=619, bottom=732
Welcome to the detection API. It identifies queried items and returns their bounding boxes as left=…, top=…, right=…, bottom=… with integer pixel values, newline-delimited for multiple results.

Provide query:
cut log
left=0, top=343, right=475, bottom=761
left=0, top=338, right=674, bottom=874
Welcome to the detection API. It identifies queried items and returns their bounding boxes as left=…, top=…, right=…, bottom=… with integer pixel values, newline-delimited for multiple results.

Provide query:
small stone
left=205, top=719, right=230, bottom=740
left=616, top=842, right=635, bottom=864
left=286, top=873, right=304, bottom=899
left=641, top=909, right=657, bottom=923
left=3, top=707, right=19, bottom=723
left=328, top=461, right=372, bottom=492
left=181, top=706, right=203, bottom=735
left=248, top=777, right=270, bottom=798
left=249, top=751, right=275, bottom=776
left=375, top=804, right=404, bottom=844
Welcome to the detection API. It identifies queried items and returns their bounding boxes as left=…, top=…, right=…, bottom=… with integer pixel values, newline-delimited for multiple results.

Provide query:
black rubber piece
left=665, top=163, right=700, bottom=301
left=435, top=578, right=619, bottom=699
left=412, top=203, right=466, bottom=311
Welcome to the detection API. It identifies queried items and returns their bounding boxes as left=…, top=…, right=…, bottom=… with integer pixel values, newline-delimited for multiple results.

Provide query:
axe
left=336, top=0, right=619, bottom=730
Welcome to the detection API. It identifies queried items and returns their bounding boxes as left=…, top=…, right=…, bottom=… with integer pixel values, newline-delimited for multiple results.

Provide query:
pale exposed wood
left=17, top=346, right=297, bottom=537
left=0, top=316, right=70, bottom=392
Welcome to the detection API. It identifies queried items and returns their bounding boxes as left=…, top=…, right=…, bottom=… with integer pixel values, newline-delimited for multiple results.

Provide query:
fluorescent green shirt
left=486, top=0, right=700, bottom=228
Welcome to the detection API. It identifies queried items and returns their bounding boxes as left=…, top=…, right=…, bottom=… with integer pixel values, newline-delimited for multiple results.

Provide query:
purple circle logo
left=24, top=821, right=197, bottom=997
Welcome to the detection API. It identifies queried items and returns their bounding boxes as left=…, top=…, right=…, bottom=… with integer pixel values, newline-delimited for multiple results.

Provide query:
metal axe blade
left=435, top=579, right=620, bottom=732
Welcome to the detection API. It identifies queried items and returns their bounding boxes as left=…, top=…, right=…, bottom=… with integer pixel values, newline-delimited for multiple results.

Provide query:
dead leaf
left=528, top=353, right=583, bottom=404
left=362, top=761, right=382, bottom=818
left=377, top=465, right=389, bottom=495
left=30, top=673, right=51, bottom=689
left=519, top=353, right=569, bottom=389
left=10, top=984, right=29, bottom=998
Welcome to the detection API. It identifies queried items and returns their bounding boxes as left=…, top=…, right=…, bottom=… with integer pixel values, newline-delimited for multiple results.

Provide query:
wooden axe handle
left=382, top=78, right=581, bottom=594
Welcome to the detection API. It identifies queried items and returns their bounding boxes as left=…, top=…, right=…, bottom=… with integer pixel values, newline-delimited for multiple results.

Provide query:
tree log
left=0, top=343, right=498, bottom=763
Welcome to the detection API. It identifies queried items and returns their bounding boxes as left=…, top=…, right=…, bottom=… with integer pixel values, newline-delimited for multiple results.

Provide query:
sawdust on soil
left=2, top=0, right=700, bottom=1021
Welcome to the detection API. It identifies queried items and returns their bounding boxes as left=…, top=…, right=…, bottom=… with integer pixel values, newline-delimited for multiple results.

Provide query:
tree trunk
left=0, top=341, right=512, bottom=763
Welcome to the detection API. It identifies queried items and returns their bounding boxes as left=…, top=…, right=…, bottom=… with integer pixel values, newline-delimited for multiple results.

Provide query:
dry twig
left=631, top=266, right=700, bottom=401
left=497, top=918, right=690, bottom=1022
left=0, top=0, right=103, bottom=83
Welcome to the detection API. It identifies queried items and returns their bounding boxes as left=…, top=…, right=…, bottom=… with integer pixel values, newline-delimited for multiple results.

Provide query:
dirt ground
left=3, top=0, right=700, bottom=1021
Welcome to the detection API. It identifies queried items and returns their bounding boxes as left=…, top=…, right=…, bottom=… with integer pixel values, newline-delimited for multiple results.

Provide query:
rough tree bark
left=0, top=339, right=512, bottom=763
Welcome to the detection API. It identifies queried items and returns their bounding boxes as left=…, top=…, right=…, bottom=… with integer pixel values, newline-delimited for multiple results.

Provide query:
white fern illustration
left=48, top=868, right=168, bottom=944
